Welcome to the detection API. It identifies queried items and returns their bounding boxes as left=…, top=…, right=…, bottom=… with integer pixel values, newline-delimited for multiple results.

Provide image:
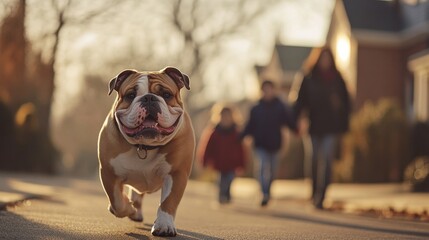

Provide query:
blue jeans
left=255, top=148, right=278, bottom=199
left=311, top=134, right=338, bottom=207
left=219, top=171, right=235, bottom=202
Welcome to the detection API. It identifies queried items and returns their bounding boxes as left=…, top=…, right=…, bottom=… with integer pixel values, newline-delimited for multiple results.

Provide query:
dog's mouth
left=120, top=115, right=180, bottom=138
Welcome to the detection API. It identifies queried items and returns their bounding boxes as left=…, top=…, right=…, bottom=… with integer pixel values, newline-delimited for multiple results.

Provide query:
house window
left=409, top=51, right=429, bottom=122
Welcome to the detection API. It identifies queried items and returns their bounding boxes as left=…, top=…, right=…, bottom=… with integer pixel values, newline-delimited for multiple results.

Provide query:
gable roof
left=343, top=0, right=429, bottom=32
left=275, top=45, right=312, bottom=72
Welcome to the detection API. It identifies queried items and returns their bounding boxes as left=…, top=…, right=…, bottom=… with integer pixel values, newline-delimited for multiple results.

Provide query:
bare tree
left=33, top=0, right=120, bottom=133
left=164, top=0, right=280, bottom=112
left=0, top=0, right=26, bottom=106
left=0, top=0, right=123, bottom=173
left=0, top=0, right=17, bottom=21
left=47, top=0, right=120, bottom=67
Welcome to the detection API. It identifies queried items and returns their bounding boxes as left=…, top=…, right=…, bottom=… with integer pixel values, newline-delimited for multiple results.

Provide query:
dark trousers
left=219, top=171, right=235, bottom=203
left=255, top=148, right=278, bottom=199
left=311, top=134, right=338, bottom=207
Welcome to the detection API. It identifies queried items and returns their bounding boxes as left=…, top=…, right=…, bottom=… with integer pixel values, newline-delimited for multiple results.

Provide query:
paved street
left=0, top=173, right=429, bottom=239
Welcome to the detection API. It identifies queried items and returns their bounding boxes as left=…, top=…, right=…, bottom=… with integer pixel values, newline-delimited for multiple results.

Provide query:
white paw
left=151, top=209, right=176, bottom=237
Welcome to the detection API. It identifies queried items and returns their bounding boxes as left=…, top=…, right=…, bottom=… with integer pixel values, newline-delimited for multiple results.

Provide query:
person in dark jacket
left=0, top=96, right=16, bottom=171
left=294, top=47, right=351, bottom=209
left=201, top=106, right=246, bottom=204
left=241, top=80, right=294, bottom=206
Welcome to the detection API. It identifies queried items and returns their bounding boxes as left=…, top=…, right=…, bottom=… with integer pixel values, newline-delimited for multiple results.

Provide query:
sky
left=20, top=0, right=335, bottom=124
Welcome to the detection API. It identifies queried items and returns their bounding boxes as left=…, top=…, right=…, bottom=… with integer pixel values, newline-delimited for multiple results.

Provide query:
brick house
left=259, top=0, right=429, bottom=119
left=328, top=0, right=429, bottom=119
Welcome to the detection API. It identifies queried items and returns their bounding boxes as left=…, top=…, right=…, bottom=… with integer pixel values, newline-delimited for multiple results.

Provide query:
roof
left=343, top=0, right=429, bottom=32
left=275, top=45, right=312, bottom=72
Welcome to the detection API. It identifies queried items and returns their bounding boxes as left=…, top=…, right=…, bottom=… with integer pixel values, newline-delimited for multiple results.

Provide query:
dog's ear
left=161, top=66, right=190, bottom=90
left=108, top=69, right=138, bottom=95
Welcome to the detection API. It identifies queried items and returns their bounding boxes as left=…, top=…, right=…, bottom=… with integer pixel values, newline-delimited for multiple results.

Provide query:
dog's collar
left=134, top=144, right=162, bottom=159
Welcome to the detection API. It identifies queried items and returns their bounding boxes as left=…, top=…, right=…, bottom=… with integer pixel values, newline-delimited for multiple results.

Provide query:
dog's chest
left=109, top=149, right=171, bottom=192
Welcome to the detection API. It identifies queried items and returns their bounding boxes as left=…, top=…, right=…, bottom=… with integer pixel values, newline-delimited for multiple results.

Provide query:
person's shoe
left=219, top=196, right=230, bottom=205
left=260, top=196, right=270, bottom=207
left=313, top=201, right=324, bottom=210
left=312, top=193, right=324, bottom=209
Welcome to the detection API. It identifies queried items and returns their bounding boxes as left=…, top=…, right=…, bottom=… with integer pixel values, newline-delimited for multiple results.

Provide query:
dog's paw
left=108, top=204, right=136, bottom=218
left=151, top=209, right=176, bottom=237
left=128, top=210, right=143, bottom=222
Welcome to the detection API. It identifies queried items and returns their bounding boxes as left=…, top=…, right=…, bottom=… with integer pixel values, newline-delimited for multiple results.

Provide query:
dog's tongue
left=142, top=118, right=157, bottom=127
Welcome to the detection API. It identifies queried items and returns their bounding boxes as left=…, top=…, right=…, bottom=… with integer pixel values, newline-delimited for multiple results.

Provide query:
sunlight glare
left=336, top=35, right=350, bottom=68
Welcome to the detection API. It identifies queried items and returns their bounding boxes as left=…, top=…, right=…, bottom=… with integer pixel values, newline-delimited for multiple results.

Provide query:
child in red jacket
left=201, top=106, right=246, bottom=204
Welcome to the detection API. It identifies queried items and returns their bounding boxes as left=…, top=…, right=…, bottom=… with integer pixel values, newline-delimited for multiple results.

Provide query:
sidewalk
left=1, top=172, right=429, bottom=221
left=231, top=178, right=429, bottom=221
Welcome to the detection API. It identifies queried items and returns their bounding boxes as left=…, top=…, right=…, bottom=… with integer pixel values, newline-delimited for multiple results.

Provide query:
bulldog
left=97, top=67, right=195, bottom=237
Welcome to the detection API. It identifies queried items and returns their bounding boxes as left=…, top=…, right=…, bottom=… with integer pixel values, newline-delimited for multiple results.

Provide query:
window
left=409, top=50, right=429, bottom=121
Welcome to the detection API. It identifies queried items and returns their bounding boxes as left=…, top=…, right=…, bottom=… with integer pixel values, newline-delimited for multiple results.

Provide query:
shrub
left=338, top=99, right=410, bottom=182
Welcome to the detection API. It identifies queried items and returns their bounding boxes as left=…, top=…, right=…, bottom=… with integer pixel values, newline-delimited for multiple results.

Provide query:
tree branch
left=203, top=0, right=279, bottom=44
left=67, top=1, right=121, bottom=25
left=49, top=0, right=71, bottom=65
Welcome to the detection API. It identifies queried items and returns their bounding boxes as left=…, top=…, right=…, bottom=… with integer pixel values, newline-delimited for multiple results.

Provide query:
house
left=328, top=0, right=429, bottom=182
left=327, top=0, right=429, bottom=120
left=255, top=45, right=312, bottom=95
left=259, top=0, right=429, bottom=119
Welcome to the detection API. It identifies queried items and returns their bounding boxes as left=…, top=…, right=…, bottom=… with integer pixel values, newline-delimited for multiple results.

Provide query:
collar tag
left=136, top=146, right=148, bottom=159
left=135, top=144, right=161, bottom=159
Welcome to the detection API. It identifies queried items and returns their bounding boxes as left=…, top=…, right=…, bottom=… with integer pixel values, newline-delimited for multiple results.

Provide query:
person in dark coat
left=201, top=106, right=246, bottom=204
left=241, top=80, right=295, bottom=206
left=0, top=96, right=16, bottom=170
left=294, top=47, right=351, bottom=209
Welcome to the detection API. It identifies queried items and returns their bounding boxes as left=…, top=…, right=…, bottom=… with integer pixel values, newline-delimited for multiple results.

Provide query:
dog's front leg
left=151, top=171, right=188, bottom=237
left=128, top=187, right=144, bottom=222
left=100, top=167, right=136, bottom=218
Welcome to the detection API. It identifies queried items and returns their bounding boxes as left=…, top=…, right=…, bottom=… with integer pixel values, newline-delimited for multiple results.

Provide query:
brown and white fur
left=98, top=67, right=195, bottom=237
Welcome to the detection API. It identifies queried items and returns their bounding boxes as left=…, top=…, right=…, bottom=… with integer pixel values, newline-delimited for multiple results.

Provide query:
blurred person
left=0, top=93, right=16, bottom=170
left=241, top=80, right=295, bottom=207
left=15, top=103, right=40, bottom=171
left=15, top=103, right=57, bottom=174
left=199, top=105, right=247, bottom=204
left=294, top=47, right=351, bottom=209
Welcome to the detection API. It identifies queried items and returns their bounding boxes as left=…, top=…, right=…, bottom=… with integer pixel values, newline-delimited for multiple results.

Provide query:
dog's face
left=108, top=67, right=190, bottom=146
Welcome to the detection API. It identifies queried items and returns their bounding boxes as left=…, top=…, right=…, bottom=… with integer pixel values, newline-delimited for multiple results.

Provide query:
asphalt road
left=0, top=175, right=428, bottom=240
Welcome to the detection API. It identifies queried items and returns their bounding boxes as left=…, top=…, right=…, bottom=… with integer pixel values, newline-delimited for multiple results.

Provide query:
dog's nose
left=141, top=94, right=159, bottom=103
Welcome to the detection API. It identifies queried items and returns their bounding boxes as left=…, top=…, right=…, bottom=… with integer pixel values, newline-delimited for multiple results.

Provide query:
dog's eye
left=124, top=92, right=136, bottom=102
left=162, top=92, right=173, bottom=100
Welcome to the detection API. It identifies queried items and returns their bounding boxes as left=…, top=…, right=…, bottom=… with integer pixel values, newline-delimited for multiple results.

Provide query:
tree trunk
left=0, top=0, right=27, bottom=109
